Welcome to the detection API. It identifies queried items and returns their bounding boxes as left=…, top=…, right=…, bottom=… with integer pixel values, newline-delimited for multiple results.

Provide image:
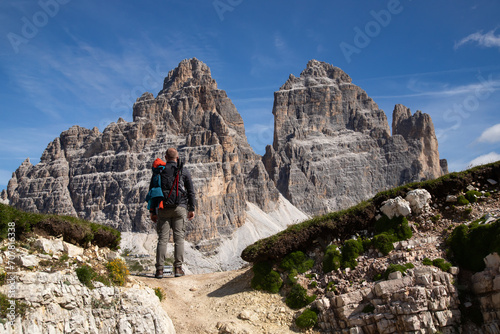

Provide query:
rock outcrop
left=0, top=236, right=175, bottom=334
left=316, top=267, right=461, bottom=333
left=472, top=252, right=500, bottom=333
left=7, top=58, right=280, bottom=252
left=263, top=59, right=447, bottom=215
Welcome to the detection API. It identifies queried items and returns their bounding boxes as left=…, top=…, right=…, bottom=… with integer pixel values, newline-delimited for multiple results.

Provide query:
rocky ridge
left=263, top=60, right=447, bottom=215
left=0, top=237, right=175, bottom=334
left=5, top=58, right=448, bottom=273
left=6, top=58, right=281, bottom=256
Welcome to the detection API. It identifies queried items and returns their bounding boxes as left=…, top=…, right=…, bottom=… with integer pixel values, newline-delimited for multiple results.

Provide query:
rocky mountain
left=6, top=58, right=281, bottom=254
left=263, top=60, right=447, bottom=215
left=6, top=58, right=448, bottom=271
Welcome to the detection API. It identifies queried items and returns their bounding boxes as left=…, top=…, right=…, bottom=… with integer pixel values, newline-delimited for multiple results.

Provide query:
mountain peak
left=160, top=58, right=217, bottom=96
left=280, top=59, right=352, bottom=91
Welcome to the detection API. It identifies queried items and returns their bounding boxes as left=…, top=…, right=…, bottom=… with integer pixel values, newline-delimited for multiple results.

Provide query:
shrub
left=76, top=265, right=96, bottom=289
left=341, top=239, right=364, bottom=269
left=251, top=261, right=283, bottom=293
left=373, top=233, right=395, bottom=255
left=280, top=251, right=314, bottom=274
left=405, top=263, right=415, bottom=269
left=383, top=264, right=410, bottom=279
left=326, top=281, right=336, bottom=292
left=287, top=269, right=299, bottom=284
left=457, top=195, right=469, bottom=206
left=285, top=283, right=317, bottom=309
left=375, top=215, right=412, bottom=241
left=323, top=245, right=341, bottom=273
left=295, top=308, right=318, bottom=329
left=447, top=220, right=500, bottom=272
left=154, top=287, right=165, bottom=301
left=422, top=258, right=433, bottom=266
left=106, top=259, right=129, bottom=286
left=0, top=292, right=28, bottom=319
left=309, top=281, right=318, bottom=288
left=0, top=272, right=5, bottom=286
left=465, top=190, right=482, bottom=203
left=432, top=258, right=452, bottom=272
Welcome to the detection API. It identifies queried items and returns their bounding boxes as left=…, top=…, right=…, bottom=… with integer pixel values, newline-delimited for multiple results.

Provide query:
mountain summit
left=263, top=59, right=447, bottom=215
left=6, top=58, right=446, bottom=268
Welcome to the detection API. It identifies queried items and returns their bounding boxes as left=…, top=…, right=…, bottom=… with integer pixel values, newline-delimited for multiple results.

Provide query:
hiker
left=147, top=148, right=196, bottom=278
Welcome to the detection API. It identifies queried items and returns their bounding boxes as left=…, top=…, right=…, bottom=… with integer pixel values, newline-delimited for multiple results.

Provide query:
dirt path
left=136, top=266, right=316, bottom=334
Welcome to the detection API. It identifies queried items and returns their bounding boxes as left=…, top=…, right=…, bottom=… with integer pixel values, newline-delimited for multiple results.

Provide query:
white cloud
left=455, top=29, right=500, bottom=50
left=468, top=152, right=500, bottom=168
left=478, top=123, right=500, bottom=143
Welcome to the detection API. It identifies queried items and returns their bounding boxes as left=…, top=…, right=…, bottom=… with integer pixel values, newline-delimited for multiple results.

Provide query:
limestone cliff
left=7, top=58, right=280, bottom=251
left=263, top=60, right=447, bottom=215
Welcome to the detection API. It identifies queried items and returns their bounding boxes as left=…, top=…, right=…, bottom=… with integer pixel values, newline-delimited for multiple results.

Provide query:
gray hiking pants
left=156, top=206, right=187, bottom=270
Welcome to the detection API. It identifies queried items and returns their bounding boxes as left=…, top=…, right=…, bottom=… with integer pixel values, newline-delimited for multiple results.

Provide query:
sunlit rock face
left=263, top=60, right=446, bottom=215
left=7, top=58, right=280, bottom=251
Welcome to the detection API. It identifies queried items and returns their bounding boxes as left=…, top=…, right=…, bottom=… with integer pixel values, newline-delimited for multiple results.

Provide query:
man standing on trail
left=149, top=148, right=196, bottom=278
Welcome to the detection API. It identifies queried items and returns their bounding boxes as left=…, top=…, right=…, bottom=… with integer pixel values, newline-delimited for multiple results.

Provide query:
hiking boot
left=174, top=267, right=185, bottom=277
left=155, top=269, right=163, bottom=279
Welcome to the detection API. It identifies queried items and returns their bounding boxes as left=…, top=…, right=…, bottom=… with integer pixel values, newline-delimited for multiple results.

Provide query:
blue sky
left=1, top=0, right=500, bottom=191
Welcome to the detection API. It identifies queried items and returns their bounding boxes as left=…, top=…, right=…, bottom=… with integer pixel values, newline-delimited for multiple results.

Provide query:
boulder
left=380, top=197, right=411, bottom=218
left=34, top=237, right=64, bottom=254
left=405, top=189, right=432, bottom=214
left=63, top=242, right=84, bottom=258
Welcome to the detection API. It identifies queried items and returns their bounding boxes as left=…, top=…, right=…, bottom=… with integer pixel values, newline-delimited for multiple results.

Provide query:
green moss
left=285, top=284, right=317, bottom=309
left=326, top=281, right=336, bottom=292
left=465, top=190, right=482, bottom=203
left=0, top=203, right=120, bottom=250
left=432, top=258, right=452, bottom=272
left=287, top=269, right=299, bottom=284
left=251, top=261, right=283, bottom=293
left=373, top=233, right=395, bottom=255
left=405, top=263, right=415, bottom=269
left=457, top=195, right=469, bottom=206
left=295, top=308, right=318, bottom=329
left=422, top=258, right=433, bottom=266
left=383, top=263, right=411, bottom=279
left=341, top=239, right=364, bottom=269
left=323, top=245, right=341, bottom=273
left=280, top=251, right=314, bottom=274
left=447, top=220, right=500, bottom=272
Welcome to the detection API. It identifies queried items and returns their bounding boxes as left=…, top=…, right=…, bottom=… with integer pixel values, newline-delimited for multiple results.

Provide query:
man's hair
left=165, top=148, right=178, bottom=161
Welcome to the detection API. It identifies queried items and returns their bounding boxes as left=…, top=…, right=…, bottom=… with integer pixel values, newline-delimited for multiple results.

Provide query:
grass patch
left=241, top=161, right=500, bottom=264
left=0, top=203, right=120, bottom=250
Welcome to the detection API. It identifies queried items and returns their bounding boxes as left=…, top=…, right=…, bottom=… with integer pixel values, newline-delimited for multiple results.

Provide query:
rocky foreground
left=1, top=177, right=500, bottom=333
